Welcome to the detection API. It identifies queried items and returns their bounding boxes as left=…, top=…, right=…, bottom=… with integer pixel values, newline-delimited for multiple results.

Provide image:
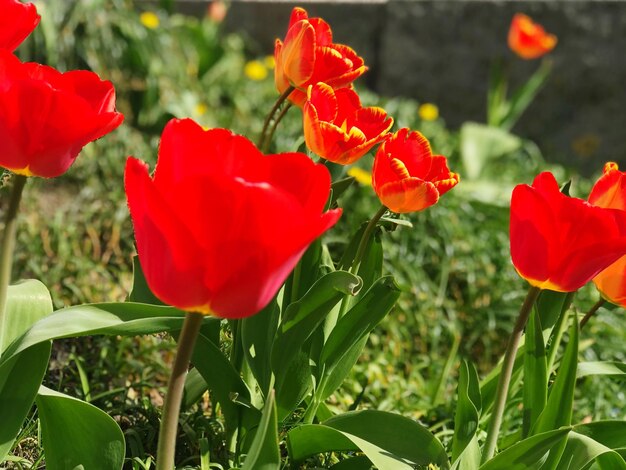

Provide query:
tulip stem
left=263, top=102, right=293, bottom=153
left=481, top=286, right=541, bottom=464
left=580, top=298, right=606, bottom=329
left=545, top=292, right=574, bottom=373
left=259, top=85, right=295, bottom=151
left=156, top=311, right=204, bottom=470
left=350, top=205, right=387, bottom=275
left=0, top=174, right=27, bottom=356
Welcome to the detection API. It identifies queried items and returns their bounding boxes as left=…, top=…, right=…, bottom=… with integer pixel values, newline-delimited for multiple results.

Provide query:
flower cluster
left=0, top=0, right=123, bottom=178
left=274, top=7, right=459, bottom=214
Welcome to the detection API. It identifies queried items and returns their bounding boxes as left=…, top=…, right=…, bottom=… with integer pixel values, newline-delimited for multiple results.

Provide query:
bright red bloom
left=0, top=0, right=40, bottom=52
left=508, top=13, right=557, bottom=60
left=274, top=7, right=367, bottom=106
left=372, top=128, right=459, bottom=213
left=510, top=171, right=626, bottom=292
left=589, top=162, right=626, bottom=306
left=0, top=51, right=123, bottom=177
left=303, top=82, right=392, bottom=165
left=125, top=118, right=341, bottom=319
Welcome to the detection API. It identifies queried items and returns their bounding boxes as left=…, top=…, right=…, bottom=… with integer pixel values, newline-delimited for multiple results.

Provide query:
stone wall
left=169, top=0, right=626, bottom=174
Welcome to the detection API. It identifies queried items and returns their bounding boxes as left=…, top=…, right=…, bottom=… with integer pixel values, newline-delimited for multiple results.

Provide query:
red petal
left=377, top=178, right=439, bottom=213
left=0, top=0, right=40, bottom=52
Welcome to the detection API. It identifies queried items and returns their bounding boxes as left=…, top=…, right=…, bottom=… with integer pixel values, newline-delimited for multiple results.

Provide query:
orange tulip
left=303, top=83, right=392, bottom=165
left=589, top=162, right=626, bottom=306
left=508, top=13, right=557, bottom=60
left=274, top=7, right=367, bottom=106
left=372, top=128, right=459, bottom=213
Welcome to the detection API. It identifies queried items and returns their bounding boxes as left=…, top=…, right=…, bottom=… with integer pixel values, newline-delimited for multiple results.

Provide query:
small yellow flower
left=347, top=167, right=372, bottom=187
left=195, top=103, right=208, bottom=116
left=264, top=55, right=276, bottom=70
left=140, top=11, right=160, bottom=29
left=244, top=60, right=268, bottom=81
left=418, top=103, right=439, bottom=121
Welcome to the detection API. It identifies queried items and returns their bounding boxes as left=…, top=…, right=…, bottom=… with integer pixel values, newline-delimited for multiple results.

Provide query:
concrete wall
left=174, top=0, right=626, bottom=174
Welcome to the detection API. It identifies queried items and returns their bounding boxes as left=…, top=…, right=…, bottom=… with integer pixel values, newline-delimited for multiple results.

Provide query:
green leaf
left=288, top=410, right=449, bottom=469
left=182, top=368, right=208, bottom=410
left=330, top=176, right=355, bottom=205
left=577, top=361, right=626, bottom=378
left=499, top=60, right=552, bottom=131
left=319, top=276, right=400, bottom=375
left=330, top=455, right=373, bottom=469
left=451, top=436, right=481, bottom=470
left=532, top=318, right=579, bottom=435
left=459, top=122, right=522, bottom=180
left=242, top=299, right=280, bottom=394
left=241, top=390, right=280, bottom=470
left=2, top=279, right=54, bottom=353
left=556, top=431, right=626, bottom=470
left=572, top=421, right=626, bottom=452
left=478, top=428, right=570, bottom=470
left=37, top=386, right=125, bottom=470
left=0, top=342, right=51, bottom=463
left=317, top=335, right=368, bottom=402
left=452, top=360, right=481, bottom=462
left=271, top=271, right=361, bottom=416
left=0, top=302, right=203, bottom=367
left=523, top=308, right=547, bottom=437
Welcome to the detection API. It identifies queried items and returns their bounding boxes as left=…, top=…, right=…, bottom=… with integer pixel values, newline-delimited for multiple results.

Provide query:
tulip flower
left=0, top=51, right=123, bottom=178
left=0, top=0, right=40, bottom=52
left=508, top=13, right=557, bottom=60
left=372, top=128, right=459, bottom=213
left=588, top=162, right=626, bottom=306
left=510, top=171, right=626, bottom=292
left=274, top=7, right=367, bottom=106
left=303, top=83, right=392, bottom=165
left=125, top=118, right=341, bottom=319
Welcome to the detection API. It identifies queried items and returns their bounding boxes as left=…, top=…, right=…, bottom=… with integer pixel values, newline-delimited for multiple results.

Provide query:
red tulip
left=274, top=7, right=367, bottom=106
left=510, top=171, right=626, bottom=292
left=125, top=118, right=341, bottom=319
left=508, top=13, right=557, bottom=60
left=372, top=128, right=459, bottom=213
left=303, top=82, right=392, bottom=165
left=0, top=0, right=40, bottom=52
left=0, top=51, right=123, bottom=177
left=589, top=162, right=626, bottom=306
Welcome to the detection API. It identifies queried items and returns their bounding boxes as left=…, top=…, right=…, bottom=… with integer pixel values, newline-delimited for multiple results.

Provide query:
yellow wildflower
left=347, top=167, right=372, bottom=187
left=264, top=55, right=276, bottom=69
left=418, top=103, right=439, bottom=121
left=195, top=103, right=208, bottom=116
left=140, top=11, right=160, bottom=29
left=244, top=60, right=268, bottom=81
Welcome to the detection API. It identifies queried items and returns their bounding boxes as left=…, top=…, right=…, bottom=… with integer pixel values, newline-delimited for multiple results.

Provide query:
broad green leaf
left=330, top=176, right=355, bottom=205
left=451, top=436, right=481, bottom=470
left=182, top=367, right=208, bottom=410
left=532, top=318, right=579, bottom=435
left=288, top=410, right=449, bottom=469
left=241, top=391, right=280, bottom=470
left=478, top=428, right=571, bottom=470
left=2, top=279, right=54, bottom=353
left=572, top=421, right=626, bottom=452
left=37, top=386, right=125, bottom=470
left=0, top=342, right=51, bottom=463
left=459, top=122, right=522, bottom=180
left=330, top=455, right=373, bottom=469
left=537, top=291, right=573, bottom=330
left=127, top=256, right=165, bottom=305
left=319, top=276, right=400, bottom=374
left=452, top=361, right=481, bottom=462
left=283, top=239, right=322, bottom=306
left=577, top=361, right=626, bottom=378
left=317, top=335, right=368, bottom=402
left=242, top=299, right=280, bottom=394
left=556, top=431, right=626, bottom=470
left=271, top=271, right=360, bottom=416
left=0, top=302, right=203, bottom=367
left=523, top=308, right=547, bottom=437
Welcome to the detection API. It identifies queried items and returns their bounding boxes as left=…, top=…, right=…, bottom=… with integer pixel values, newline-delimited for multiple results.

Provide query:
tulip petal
left=378, top=178, right=439, bottom=213
left=594, top=255, right=626, bottom=307
left=308, top=82, right=338, bottom=122
left=0, top=0, right=40, bottom=52
left=282, top=20, right=316, bottom=87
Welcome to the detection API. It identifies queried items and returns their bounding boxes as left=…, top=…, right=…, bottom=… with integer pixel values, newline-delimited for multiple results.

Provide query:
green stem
left=262, top=102, right=293, bottom=153
left=0, top=174, right=27, bottom=355
left=156, top=312, right=204, bottom=470
left=258, top=85, right=295, bottom=150
left=545, top=292, right=575, bottom=373
left=580, top=297, right=606, bottom=329
left=350, top=205, right=387, bottom=275
left=481, top=286, right=541, bottom=464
